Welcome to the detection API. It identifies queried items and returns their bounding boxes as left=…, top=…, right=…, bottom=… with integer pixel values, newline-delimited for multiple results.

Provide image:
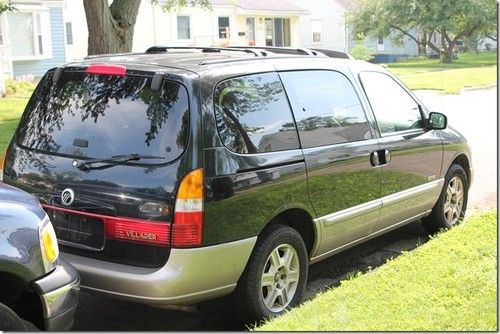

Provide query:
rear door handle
left=370, top=149, right=391, bottom=167
left=370, top=151, right=380, bottom=167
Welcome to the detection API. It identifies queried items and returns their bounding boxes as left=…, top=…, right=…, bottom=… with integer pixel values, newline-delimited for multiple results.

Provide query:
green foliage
left=5, top=80, right=36, bottom=99
left=348, top=0, right=497, bottom=62
left=350, top=34, right=374, bottom=61
left=150, top=0, right=211, bottom=12
left=256, top=211, right=498, bottom=331
left=0, top=1, right=15, bottom=14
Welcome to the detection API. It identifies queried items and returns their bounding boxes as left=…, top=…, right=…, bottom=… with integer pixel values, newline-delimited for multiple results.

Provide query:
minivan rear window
left=16, top=70, right=189, bottom=163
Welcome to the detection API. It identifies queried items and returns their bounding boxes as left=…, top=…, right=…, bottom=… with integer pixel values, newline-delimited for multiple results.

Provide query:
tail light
left=172, top=168, right=204, bottom=248
left=0, top=149, right=6, bottom=181
left=41, top=204, right=170, bottom=247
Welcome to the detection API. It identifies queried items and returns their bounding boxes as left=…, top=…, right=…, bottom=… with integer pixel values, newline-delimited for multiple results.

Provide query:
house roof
left=334, top=0, right=354, bottom=12
left=211, top=0, right=308, bottom=13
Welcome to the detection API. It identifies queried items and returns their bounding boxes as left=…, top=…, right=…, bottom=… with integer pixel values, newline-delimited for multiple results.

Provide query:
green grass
left=256, top=211, right=498, bottom=331
left=0, top=120, right=20, bottom=152
left=0, top=98, right=28, bottom=122
left=0, top=97, right=27, bottom=152
left=388, top=52, right=497, bottom=93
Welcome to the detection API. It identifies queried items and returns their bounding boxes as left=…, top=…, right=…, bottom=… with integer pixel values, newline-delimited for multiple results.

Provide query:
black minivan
left=1, top=46, right=472, bottom=321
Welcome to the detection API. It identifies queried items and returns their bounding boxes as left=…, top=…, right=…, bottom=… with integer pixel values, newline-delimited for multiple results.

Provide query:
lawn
left=256, top=211, right=497, bottom=331
left=388, top=51, right=497, bottom=94
left=0, top=98, right=27, bottom=153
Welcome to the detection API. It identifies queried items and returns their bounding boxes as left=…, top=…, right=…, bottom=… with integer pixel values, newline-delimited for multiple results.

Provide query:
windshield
left=16, top=70, right=190, bottom=163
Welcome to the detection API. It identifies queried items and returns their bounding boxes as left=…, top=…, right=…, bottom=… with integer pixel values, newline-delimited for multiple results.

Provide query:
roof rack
left=228, top=46, right=319, bottom=56
left=227, top=46, right=351, bottom=59
left=144, top=46, right=266, bottom=57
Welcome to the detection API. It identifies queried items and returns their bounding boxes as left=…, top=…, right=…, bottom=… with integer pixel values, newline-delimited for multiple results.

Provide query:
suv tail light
left=172, top=168, right=204, bottom=248
left=0, top=149, right=6, bottom=181
left=42, top=204, right=170, bottom=247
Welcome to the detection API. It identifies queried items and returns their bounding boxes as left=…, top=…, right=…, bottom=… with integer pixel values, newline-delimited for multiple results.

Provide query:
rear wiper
left=73, top=154, right=165, bottom=170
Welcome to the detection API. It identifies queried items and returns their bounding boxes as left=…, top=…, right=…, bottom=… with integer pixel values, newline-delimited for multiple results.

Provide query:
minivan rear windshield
left=16, top=70, right=189, bottom=164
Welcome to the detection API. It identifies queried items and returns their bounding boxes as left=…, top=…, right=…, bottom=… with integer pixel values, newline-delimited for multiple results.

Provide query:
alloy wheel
left=444, top=176, right=464, bottom=226
left=260, top=244, right=300, bottom=312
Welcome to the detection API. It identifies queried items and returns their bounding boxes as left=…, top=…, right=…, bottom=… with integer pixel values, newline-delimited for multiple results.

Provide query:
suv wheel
left=0, top=302, right=27, bottom=331
left=236, top=224, right=308, bottom=323
left=422, top=164, right=468, bottom=234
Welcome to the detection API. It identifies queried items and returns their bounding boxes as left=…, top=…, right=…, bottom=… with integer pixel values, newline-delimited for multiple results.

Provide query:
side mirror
left=427, top=112, right=447, bottom=130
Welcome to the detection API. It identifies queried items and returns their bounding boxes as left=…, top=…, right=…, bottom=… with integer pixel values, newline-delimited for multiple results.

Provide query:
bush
left=350, top=34, right=374, bottom=61
left=5, top=79, right=36, bottom=98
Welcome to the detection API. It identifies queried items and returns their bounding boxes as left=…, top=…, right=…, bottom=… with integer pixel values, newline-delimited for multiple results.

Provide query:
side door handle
left=370, top=149, right=391, bottom=167
left=370, top=151, right=380, bottom=167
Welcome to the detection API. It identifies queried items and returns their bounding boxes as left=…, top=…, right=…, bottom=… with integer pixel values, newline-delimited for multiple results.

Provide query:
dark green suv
left=0, top=46, right=471, bottom=322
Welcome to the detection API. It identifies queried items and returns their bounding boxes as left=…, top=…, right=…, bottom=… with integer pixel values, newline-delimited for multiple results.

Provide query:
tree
left=83, top=0, right=211, bottom=56
left=0, top=1, right=15, bottom=14
left=348, top=0, right=497, bottom=63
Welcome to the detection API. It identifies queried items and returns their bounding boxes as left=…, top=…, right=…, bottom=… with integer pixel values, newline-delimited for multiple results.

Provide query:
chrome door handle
left=384, top=149, right=391, bottom=163
left=370, top=151, right=380, bottom=167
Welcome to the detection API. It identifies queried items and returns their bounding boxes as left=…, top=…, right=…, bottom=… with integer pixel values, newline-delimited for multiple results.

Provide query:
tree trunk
left=83, top=0, right=142, bottom=55
left=440, top=31, right=456, bottom=63
left=416, top=31, right=428, bottom=57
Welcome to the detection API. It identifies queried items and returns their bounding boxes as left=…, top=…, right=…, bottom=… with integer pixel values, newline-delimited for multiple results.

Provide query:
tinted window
left=214, top=73, right=299, bottom=154
left=360, top=72, right=424, bottom=134
left=17, top=71, right=189, bottom=163
left=280, top=70, right=371, bottom=148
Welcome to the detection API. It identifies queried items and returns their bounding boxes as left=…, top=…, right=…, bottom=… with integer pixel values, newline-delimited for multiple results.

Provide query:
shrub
left=5, top=79, right=36, bottom=98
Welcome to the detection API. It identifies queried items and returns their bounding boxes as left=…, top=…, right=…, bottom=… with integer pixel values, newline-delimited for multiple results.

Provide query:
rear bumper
left=32, top=258, right=80, bottom=331
left=63, top=237, right=256, bottom=306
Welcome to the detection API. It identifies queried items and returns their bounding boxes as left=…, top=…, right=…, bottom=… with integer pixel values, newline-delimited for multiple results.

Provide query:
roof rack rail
left=228, top=46, right=351, bottom=59
left=144, top=46, right=266, bottom=57
left=310, top=48, right=352, bottom=59
left=228, top=46, right=320, bottom=56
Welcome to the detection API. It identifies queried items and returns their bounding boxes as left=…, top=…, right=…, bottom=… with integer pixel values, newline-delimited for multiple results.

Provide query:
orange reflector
left=173, top=168, right=204, bottom=247
left=177, top=168, right=204, bottom=200
left=0, top=149, right=6, bottom=181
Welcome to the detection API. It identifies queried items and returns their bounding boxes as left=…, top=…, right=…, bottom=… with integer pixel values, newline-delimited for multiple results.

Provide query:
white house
left=65, top=0, right=310, bottom=61
left=0, top=0, right=66, bottom=93
left=295, top=0, right=348, bottom=52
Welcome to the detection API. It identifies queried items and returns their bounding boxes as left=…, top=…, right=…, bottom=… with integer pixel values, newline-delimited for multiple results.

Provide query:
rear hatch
left=3, top=64, right=193, bottom=267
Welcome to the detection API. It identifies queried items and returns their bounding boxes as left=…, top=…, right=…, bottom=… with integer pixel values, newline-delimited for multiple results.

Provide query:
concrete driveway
left=72, top=87, right=497, bottom=331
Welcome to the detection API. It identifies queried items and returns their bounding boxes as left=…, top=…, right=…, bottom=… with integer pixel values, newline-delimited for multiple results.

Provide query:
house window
left=177, top=16, right=190, bottom=40
left=311, top=20, right=322, bottom=43
left=265, top=18, right=291, bottom=47
left=218, top=17, right=230, bottom=39
left=66, top=22, right=73, bottom=45
left=6, top=10, right=52, bottom=59
left=377, top=36, right=384, bottom=51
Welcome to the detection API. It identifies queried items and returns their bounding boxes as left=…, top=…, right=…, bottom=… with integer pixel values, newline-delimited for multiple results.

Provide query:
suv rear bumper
left=62, top=237, right=256, bottom=305
left=32, top=258, right=80, bottom=331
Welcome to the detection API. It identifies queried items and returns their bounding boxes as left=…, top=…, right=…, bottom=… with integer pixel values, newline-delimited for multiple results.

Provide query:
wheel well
left=263, top=209, right=316, bottom=256
left=452, top=154, right=471, bottom=185
left=0, top=272, right=44, bottom=329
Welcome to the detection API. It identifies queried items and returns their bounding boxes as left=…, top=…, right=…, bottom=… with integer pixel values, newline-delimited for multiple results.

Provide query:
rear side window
left=214, top=73, right=299, bottom=154
left=279, top=70, right=371, bottom=148
left=359, top=71, right=424, bottom=135
left=16, top=71, right=189, bottom=163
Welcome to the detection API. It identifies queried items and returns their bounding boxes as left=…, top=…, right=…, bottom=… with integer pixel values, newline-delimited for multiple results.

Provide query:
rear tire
left=422, top=164, right=468, bottom=234
left=0, top=302, right=27, bottom=331
left=236, top=224, right=308, bottom=325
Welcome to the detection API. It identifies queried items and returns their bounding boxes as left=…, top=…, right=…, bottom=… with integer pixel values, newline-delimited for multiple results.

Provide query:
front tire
left=236, top=224, right=308, bottom=324
left=422, top=164, right=468, bottom=234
